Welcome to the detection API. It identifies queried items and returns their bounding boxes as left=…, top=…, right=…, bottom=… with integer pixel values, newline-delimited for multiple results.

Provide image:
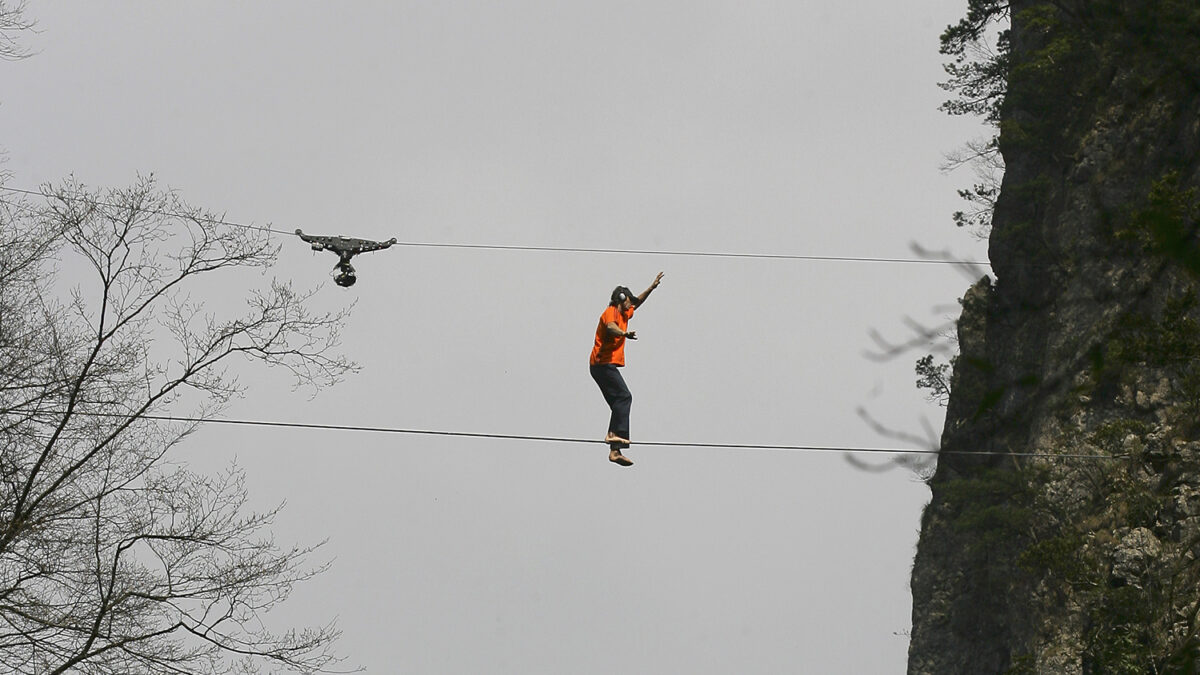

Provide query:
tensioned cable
left=16, top=409, right=1120, bottom=460
left=0, top=185, right=991, bottom=267
left=381, top=241, right=989, bottom=266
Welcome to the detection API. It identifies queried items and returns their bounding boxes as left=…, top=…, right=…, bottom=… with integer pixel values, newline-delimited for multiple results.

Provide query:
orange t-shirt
left=590, top=305, right=635, bottom=366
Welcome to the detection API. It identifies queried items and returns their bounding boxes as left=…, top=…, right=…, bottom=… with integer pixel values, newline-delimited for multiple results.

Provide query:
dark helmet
left=610, top=286, right=634, bottom=306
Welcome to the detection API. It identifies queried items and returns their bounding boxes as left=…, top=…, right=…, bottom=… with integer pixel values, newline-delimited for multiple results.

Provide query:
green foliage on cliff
left=943, top=465, right=1040, bottom=550
left=943, top=1, right=1200, bottom=153
left=938, top=1, right=1008, bottom=235
left=1128, top=172, right=1200, bottom=274
left=939, top=1, right=1009, bottom=124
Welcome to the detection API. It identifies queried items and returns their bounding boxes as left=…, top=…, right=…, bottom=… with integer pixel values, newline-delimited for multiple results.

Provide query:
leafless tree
left=942, top=135, right=1004, bottom=240
left=0, top=1, right=34, bottom=61
left=0, top=176, right=355, bottom=674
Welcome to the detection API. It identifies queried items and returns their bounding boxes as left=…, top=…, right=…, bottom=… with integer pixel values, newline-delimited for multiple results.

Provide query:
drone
left=295, top=229, right=398, bottom=287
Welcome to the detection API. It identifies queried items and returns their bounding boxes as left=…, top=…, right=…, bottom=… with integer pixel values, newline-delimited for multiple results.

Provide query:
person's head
left=610, top=286, right=635, bottom=309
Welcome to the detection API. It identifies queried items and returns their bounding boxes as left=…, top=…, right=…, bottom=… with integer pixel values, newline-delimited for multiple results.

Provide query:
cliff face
left=909, top=3, right=1200, bottom=673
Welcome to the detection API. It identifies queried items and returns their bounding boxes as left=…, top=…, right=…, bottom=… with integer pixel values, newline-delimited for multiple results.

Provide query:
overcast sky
left=3, top=2, right=990, bottom=672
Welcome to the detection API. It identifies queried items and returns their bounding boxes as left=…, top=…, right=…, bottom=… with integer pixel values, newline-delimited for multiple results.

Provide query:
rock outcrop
left=909, top=3, right=1200, bottom=672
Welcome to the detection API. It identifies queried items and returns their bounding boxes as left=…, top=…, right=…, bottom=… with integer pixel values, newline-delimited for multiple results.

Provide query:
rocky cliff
left=908, top=2, right=1200, bottom=673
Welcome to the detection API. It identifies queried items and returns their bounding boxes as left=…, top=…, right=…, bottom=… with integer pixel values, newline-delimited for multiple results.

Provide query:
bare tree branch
left=0, top=1, right=34, bottom=62
left=1, top=177, right=358, bottom=673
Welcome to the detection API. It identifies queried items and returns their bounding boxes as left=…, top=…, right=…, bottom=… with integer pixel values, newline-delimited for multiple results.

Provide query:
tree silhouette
left=0, top=177, right=355, bottom=674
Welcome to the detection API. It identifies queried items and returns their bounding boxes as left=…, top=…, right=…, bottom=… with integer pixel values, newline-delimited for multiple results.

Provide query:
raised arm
left=634, top=272, right=664, bottom=306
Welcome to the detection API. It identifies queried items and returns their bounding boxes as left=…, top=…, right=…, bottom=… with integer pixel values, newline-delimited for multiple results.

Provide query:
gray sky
left=3, top=2, right=989, bottom=672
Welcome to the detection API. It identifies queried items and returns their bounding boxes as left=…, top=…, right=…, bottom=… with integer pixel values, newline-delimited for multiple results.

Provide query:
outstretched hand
left=625, top=330, right=637, bottom=340
left=651, top=271, right=664, bottom=288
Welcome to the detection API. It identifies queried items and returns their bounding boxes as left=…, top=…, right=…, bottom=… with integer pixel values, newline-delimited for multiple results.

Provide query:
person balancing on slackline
left=589, top=272, right=664, bottom=466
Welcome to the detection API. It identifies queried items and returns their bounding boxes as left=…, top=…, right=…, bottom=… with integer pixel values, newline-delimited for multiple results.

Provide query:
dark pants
left=590, top=364, right=632, bottom=440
